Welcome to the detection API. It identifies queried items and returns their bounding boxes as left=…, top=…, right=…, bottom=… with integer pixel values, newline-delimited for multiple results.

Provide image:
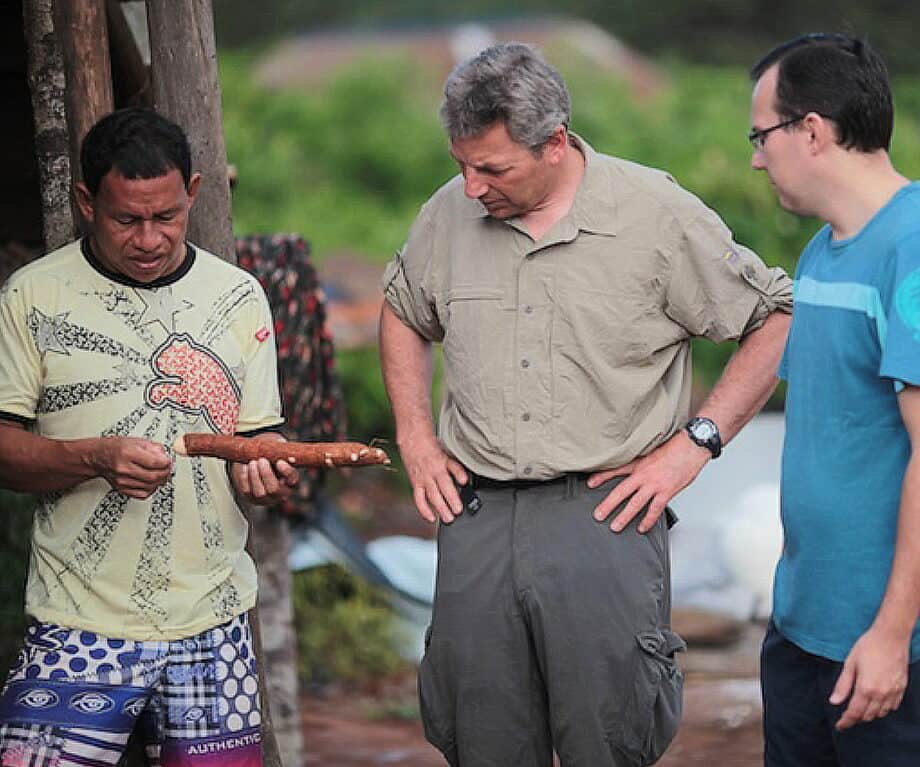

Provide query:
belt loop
left=566, top=473, right=576, bottom=499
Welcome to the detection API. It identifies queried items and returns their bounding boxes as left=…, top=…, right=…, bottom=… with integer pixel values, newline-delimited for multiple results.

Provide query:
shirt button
left=521, top=359, right=530, bottom=369
left=523, top=305, right=533, bottom=314
left=522, top=412, right=531, bottom=422
left=523, top=466, right=533, bottom=475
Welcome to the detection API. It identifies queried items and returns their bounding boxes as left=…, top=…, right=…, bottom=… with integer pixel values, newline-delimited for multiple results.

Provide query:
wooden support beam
left=146, top=3, right=285, bottom=765
left=106, top=0, right=152, bottom=107
left=22, top=0, right=75, bottom=251
left=54, top=0, right=114, bottom=189
left=146, top=0, right=234, bottom=262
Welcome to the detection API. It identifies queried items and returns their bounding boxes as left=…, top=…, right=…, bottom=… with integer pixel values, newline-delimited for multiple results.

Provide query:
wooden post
left=245, top=508, right=304, bottom=767
left=105, top=0, right=152, bottom=107
left=146, top=3, right=286, bottom=765
left=54, top=0, right=113, bottom=187
left=146, top=0, right=234, bottom=262
left=22, top=0, right=75, bottom=251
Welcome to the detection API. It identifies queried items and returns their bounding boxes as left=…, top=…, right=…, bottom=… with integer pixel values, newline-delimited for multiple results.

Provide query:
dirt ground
left=300, top=596, right=767, bottom=766
left=301, top=670, right=764, bottom=766
left=306, top=472, right=767, bottom=766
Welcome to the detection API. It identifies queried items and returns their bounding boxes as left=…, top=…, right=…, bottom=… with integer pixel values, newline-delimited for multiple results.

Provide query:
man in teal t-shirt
left=750, top=34, right=920, bottom=765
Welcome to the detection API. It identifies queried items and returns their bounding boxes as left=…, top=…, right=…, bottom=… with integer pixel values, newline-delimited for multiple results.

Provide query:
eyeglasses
left=747, top=116, right=805, bottom=150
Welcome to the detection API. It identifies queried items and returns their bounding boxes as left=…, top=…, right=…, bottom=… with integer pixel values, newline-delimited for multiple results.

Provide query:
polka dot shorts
left=0, top=614, right=262, bottom=766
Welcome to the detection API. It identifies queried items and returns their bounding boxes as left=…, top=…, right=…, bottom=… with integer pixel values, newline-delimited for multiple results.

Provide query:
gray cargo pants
left=418, top=474, right=685, bottom=767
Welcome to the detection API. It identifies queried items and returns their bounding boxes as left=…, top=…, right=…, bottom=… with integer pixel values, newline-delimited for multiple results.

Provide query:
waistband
left=467, top=471, right=679, bottom=528
left=468, top=471, right=590, bottom=491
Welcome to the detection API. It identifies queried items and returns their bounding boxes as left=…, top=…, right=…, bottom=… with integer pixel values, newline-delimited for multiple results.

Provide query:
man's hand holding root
left=90, top=436, right=173, bottom=499
left=230, top=433, right=300, bottom=506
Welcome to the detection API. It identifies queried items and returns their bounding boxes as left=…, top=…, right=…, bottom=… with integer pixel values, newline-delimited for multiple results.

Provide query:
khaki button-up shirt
left=383, top=136, right=792, bottom=480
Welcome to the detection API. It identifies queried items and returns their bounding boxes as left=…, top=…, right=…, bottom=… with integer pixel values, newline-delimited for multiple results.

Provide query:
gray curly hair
left=439, top=42, right=571, bottom=152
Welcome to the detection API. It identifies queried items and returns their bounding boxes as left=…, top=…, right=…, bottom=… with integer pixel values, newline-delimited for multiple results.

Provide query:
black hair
left=80, top=107, right=193, bottom=195
left=750, top=33, right=893, bottom=152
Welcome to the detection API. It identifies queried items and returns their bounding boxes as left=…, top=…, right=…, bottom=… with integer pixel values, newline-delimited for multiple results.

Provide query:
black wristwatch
left=684, top=417, right=722, bottom=459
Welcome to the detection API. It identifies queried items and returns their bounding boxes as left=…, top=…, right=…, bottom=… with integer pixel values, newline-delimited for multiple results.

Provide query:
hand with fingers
left=229, top=433, right=300, bottom=506
left=399, top=434, right=468, bottom=524
left=90, top=436, right=174, bottom=499
left=830, top=625, right=909, bottom=731
left=588, top=432, right=710, bottom=533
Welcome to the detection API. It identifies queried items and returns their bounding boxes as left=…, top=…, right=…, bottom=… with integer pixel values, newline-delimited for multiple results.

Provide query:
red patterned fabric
left=235, top=235, right=346, bottom=516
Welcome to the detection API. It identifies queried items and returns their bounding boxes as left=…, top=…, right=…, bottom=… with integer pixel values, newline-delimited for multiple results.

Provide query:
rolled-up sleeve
left=664, top=208, right=793, bottom=343
left=381, top=211, right=445, bottom=342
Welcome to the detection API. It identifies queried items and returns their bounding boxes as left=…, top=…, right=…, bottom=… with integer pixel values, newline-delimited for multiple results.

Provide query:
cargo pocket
left=417, top=625, right=459, bottom=766
left=609, top=628, right=686, bottom=766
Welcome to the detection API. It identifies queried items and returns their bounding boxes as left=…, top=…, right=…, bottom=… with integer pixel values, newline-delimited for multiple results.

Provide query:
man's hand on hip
left=400, top=434, right=467, bottom=524
left=830, top=625, right=909, bottom=730
left=587, top=432, right=710, bottom=533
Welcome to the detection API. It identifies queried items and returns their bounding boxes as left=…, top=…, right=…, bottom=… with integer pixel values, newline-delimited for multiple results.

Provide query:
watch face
left=692, top=420, right=717, bottom=441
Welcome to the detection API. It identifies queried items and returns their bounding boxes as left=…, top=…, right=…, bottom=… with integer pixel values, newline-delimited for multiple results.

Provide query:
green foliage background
left=6, top=45, right=920, bottom=688
left=213, top=2, right=920, bottom=74
left=221, top=46, right=920, bottom=438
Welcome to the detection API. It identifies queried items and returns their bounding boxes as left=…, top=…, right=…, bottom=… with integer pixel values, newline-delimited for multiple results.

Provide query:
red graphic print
left=146, top=334, right=241, bottom=434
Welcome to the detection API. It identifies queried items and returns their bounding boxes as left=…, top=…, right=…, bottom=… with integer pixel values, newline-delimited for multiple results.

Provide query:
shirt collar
left=566, top=133, right=617, bottom=237
left=459, top=132, right=617, bottom=237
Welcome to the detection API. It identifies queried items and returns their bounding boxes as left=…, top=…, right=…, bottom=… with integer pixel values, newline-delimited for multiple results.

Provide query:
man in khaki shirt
left=380, top=43, right=792, bottom=766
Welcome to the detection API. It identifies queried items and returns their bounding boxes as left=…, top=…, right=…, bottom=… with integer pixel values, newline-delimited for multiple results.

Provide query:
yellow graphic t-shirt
left=0, top=240, right=283, bottom=640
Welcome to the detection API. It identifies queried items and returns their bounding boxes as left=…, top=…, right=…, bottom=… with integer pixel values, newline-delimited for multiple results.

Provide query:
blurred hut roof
left=254, top=17, right=666, bottom=98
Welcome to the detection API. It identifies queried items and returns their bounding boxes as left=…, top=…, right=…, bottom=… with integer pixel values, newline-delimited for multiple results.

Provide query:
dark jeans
left=761, top=621, right=920, bottom=767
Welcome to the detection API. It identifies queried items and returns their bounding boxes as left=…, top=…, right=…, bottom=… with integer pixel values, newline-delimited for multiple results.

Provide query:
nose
left=462, top=168, right=489, bottom=200
left=751, top=148, right=766, bottom=171
left=134, top=220, right=162, bottom=251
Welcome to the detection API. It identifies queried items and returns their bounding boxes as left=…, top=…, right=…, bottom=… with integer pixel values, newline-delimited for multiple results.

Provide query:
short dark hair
left=750, top=33, right=893, bottom=152
left=80, top=107, right=193, bottom=195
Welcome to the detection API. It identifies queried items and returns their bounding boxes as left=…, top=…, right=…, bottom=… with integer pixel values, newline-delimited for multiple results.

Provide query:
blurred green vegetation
left=291, top=564, right=409, bottom=684
left=4, top=47, right=920, bottom=689
left=213, top=2, right=920, bottom=75
left=222, top=46, right=920, bottom=415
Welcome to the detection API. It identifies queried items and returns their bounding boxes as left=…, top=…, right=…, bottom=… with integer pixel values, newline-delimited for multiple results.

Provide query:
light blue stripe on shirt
left=794, top=276, right=888, bottom=350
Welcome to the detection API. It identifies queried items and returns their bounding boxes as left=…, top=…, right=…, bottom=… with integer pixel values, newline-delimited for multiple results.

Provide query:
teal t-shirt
left=775, top=182, right=920, bottom=662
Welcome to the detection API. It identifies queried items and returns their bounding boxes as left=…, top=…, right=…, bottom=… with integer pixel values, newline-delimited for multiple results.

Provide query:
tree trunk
left=54, top=0, right=113, bottom=231
left=146, top=3, right=290, bottom=764
left=146, top=0, right=234, bottom=261
left=246, top=508, right=304, bottom=767
left=22, top=0, right=75, bottom=251
left=105, top=0, right=152, bottom=108
left=54, top=0, right=113, bottom=179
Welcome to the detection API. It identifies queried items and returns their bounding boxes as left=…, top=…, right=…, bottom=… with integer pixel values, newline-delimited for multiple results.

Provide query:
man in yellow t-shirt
left=0, top=108, right=295, bottom=767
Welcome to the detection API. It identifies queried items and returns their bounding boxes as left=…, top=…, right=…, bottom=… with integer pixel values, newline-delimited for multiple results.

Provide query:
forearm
left=0, top=423, right=99, bottom=493
left=873, top=446, right=920, bottom=640
left=697, top=310, right=790, bottom=444
left=379, top=302, right=437, bottom=448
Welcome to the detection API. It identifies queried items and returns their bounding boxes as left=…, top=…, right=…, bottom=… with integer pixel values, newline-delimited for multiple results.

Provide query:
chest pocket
left=554, top=282, right=666, bottom=365
left=438, top=286, right=507, bottom=373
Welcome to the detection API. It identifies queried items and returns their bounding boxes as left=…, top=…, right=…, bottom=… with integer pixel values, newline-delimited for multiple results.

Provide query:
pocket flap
left=636, top=629, right=686, bottom=658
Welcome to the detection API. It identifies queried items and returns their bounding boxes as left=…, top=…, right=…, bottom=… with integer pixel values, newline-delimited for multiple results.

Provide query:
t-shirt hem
left=237, top=420, right=285, bottom=437
left=28, top=590, right=257, bottom=641
left=772, top=619, right=850, bottom=663
left=774, top=616, right=920, bottom=664
left=0, top=408, right=35, bottom=425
